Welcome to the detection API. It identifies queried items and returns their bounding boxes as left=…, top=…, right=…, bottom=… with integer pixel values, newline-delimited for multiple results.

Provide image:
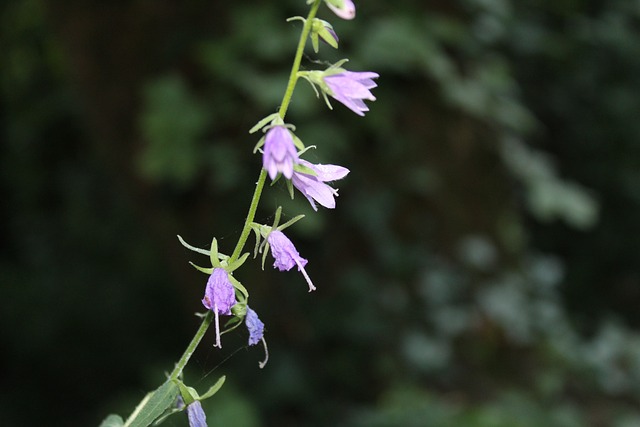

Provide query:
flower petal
left=325, top=0, right=356, bottom=20
left=300, top=160, right=350, bottom=182
left=292, top=173, right=338, bottom=209
left=246, top=307, right=265, bottom=346
left=263, top=126, right=298, bottom=179
left=187, top=401, right=207, bottom=427
left=202, top=268, right=236, bottom=315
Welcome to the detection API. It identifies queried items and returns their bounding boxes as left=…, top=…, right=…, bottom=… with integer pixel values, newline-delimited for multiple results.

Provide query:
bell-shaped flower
left=292, top=160, right=350, bottom=211
left=187, top=401, right=207, bottom=427
left=245, top=307, right=265, bottom=346
left=262, top=126, right=299, bottom=180
left=323, top=70, right=379, bottom=116
left=267, top=230, right=315, bottom=291
left=325, top=0, right=355, bottom=20
left=202, top=268, right=236, bottom=348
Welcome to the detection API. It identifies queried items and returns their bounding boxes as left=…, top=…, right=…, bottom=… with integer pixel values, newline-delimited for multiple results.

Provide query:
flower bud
left=324, top=0, right=355, bottom=20
left=310, top=19, right=339, bottom=53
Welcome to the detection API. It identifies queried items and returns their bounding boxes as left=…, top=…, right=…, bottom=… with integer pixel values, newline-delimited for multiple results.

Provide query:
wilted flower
left=324, top=71, right=379, bottom=116
left=325, top=0, right=355, bottom=20
left=245, top=307, right=265, bottom=346
left=187, top=401, right=207, bottom=427
left=263, top=126, right=298, bottom=180
left=267, top=230, right=315, bottom=291
left=292, top=160, right=349, bottom=211
left=202, top=268, right=236, bottom=348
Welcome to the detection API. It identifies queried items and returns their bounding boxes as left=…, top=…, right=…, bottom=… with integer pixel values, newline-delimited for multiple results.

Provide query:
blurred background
left=2, top=0, right=640, bottom=426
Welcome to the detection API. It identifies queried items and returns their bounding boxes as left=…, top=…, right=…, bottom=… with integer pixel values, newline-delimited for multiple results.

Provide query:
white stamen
left=296, top=261, right=316, bottom=292
left=258, top=337, right=269, bottom=369
left=213, top=306, right=222, bottom=348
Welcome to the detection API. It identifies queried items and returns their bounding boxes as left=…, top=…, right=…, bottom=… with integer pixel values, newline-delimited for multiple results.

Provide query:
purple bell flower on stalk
left=245, top=307, right=265, bottom=346
left=202, top=268, right=236, bottom=348
left=292, top=160, right=350, bottom=211
left=187, top=401, right=207, bottom=427
left=324, top=71, right=379, bottom=116
left=263, top=125, right=299, bottom=180
left=267, top=230, right=315, bottom=291
left=325, top=0, right=355, bottom=20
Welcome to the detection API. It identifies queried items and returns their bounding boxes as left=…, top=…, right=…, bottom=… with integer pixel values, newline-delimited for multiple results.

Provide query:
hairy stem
left=169, top=311, right=213, bottom=380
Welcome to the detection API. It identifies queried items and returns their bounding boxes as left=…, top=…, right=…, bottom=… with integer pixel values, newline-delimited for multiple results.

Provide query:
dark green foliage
left=2, top=0, right=640, bottom=426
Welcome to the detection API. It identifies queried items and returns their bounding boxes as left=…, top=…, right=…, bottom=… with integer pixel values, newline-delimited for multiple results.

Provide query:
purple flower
left=202, top=268, right=236, bottom=348
left=263, top=126, right=298, bottom=180
left=325, top=0, right=355, bottom=20
left=292, top=160, right=350, bottom=211
left=245, top=307, right=265, bottom=346
left=187, top=401, right=207, bottom=427
left=267, top=230, right=315, bottom=291
left=324, top=71, right=379, bottom=116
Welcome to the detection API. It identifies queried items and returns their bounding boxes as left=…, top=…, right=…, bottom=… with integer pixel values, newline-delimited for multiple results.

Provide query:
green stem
left=168, top=0, right=322, bottom=381
left=229, top=168, right=267, bottom=262
left=230, top=0, right=321, bottom=262
left=169, top=311, right=213, bottom=380
left=279, top=0, right=322, bottom=118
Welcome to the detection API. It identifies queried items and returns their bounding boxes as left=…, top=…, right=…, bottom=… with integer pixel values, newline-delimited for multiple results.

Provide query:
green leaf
left=278, top=214, right=305, bottom=231
left=189, top=262, right=213, bottom=275
left=249, top=113, right=279, bottom=134
left=227, top=252, right=249, bottom=272
left=286, top=179, right=295, bottom=200
left=251, top=226, right=262, bottom=258
left=209, top=237, right=219, bottom=267
left=151, top=407, right=183, bottom=426
left=228, top=275, right=249, bottom=299
left=199, top=375, right=227, bottom=400
left=176, top=381, right=199, bottom=405
left=252, top=136, right=266, bottom=154
left=124, top=381, right=179, bottom=427
left=292, top=134, right=306, bottom=151
left=177, top=235, right=210, bottom=256
left=99, top=414, right=124, bottom=427
left=310, top=32, right=319, bottom=53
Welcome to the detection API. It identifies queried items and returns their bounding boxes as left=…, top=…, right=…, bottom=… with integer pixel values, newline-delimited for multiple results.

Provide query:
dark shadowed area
left=2, top=0, right=640, bottom=426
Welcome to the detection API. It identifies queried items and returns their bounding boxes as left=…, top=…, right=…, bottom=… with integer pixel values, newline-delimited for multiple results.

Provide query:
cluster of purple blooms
left=197, top=0, right=378, bottom=367
left=182, top=1, right=377, bottom=425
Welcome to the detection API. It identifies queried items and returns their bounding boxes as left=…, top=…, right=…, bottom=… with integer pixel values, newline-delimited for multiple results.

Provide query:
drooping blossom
left=325, top=0, right=355, bottom=20
left=324, top=71, right=379, bottom=116
left=263, top=126, right=298, bottom=180
left=187, top=401, right=207, bottom=427
left=202, top=268, right=236, bottom=348
left=292, top=160, right=350, bottom=211
left=245, top=307, right=265, bottom=346
left=267, top=230, right=315, bottom=291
